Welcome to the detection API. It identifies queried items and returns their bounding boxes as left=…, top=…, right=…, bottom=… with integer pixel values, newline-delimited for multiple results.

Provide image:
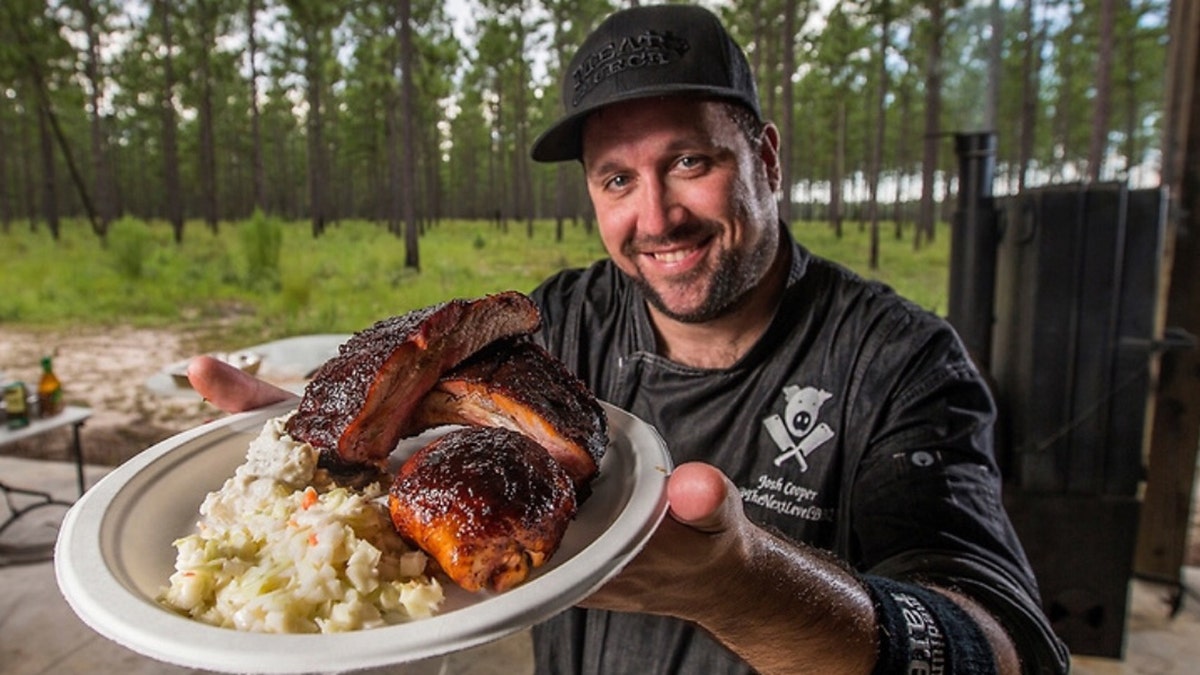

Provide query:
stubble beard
left=630, top=220, right=778, bottom=324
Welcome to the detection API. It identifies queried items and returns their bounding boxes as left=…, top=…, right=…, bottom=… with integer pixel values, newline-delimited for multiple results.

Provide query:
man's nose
left=639, top=178, right=687, bottom=235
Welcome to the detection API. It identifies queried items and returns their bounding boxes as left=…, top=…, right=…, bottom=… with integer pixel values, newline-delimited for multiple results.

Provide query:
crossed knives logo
left=763, top=385, right=836, bottom=471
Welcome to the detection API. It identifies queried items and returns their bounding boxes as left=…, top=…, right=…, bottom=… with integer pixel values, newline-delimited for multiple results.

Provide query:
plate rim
left=54, top=401, right=671, bottom=674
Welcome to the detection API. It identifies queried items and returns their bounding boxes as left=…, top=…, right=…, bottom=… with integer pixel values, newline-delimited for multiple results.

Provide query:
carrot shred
left=301, top=487, right=318, bottom=510
left=308, top=533, right=319, bottom=546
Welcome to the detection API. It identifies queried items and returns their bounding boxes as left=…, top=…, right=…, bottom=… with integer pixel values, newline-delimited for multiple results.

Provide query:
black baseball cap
left=530, top=4, right=762, bottom=163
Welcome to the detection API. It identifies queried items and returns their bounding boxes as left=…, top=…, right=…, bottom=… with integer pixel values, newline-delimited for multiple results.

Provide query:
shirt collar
left=781, top=220, right=811, bottom=289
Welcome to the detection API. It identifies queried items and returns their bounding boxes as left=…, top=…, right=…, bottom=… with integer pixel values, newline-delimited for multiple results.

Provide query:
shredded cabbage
left=158, top=414, right=443, bottom=633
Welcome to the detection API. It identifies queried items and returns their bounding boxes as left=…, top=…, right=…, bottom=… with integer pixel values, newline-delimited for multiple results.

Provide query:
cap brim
left=530, top=110, right=590, bottom=163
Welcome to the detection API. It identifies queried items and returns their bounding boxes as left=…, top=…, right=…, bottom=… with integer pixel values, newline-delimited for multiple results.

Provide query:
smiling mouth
left=628, top=224, right=719, bottom=268
left=649, top=247, right=697, bottom=264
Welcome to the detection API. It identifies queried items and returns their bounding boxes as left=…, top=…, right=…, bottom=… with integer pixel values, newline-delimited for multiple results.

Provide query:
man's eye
left=676, top=155, right=706, bottom=171
left=605, top=175, right=631, bottom=190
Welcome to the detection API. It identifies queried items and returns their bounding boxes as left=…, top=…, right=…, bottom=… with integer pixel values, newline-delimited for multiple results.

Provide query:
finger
left=187, top=354, right=297, bottom=412
left=666, top=462, right=736, bottom=533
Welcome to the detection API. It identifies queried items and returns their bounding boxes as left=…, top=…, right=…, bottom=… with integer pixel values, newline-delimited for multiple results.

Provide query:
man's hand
left=580, top=462, right=747, bottom=617
left=187, top=355, right=297, bottom=412
left=581, top=461, right=879, bottom=675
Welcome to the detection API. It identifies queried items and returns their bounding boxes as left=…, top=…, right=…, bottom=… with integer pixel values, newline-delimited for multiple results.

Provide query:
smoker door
left=991, top=184, right=1165, bottom=496
left=989, top=183, right=1166, bottom=657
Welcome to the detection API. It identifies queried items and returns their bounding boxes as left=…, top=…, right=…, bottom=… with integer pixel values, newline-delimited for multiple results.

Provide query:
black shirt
left=529, top=226, right=1069, bottom=674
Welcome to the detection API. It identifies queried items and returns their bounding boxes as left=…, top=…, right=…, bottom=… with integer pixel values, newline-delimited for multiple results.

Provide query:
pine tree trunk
left=158, top=0, right=184, bottom=243
left=82, top=0, right=111, bottom=236
left=831, top=100, right=845, bottom=238
left=0, top=104, right=10, bottom=231
left=1087, top=0, right=1116, bottom=182
left=399, top=0, right=420, bottom=269
left=304, top=24, right=327, bottom=238
left=247, top=0, right=266, bottom=212
left=1018, top=0, right=1039, bottom=191
left=868, top=9, right=890, bottom=270
left=37, top=106, right=60, bottom=240
left=917, top=0, right=945, bottom=249
left=197, top=1, right=219, bottom=231
left=780, top=0, right=796, bottom=225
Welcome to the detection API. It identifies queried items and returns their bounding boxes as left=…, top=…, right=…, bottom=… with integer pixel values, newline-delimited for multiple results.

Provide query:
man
left=192, top=5, right=1069, bottom=674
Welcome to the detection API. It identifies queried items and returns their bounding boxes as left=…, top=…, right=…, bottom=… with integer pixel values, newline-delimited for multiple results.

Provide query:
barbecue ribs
left=285, top=291, right=541, bottom=465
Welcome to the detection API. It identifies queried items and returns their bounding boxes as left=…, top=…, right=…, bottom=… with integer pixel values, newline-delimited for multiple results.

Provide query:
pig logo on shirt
left=763, top=385, right=836, bottom=471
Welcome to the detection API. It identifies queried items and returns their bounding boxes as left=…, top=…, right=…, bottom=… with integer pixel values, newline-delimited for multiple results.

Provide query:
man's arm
left=582, top=462, right=1021, bottom=675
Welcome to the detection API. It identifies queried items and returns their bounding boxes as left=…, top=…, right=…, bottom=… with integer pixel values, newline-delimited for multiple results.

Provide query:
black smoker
left=948, top=132, right=1169, bottom=658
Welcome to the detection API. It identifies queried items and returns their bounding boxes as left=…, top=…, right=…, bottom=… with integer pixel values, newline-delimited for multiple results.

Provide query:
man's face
left=581, top=97, right=781, bottom=324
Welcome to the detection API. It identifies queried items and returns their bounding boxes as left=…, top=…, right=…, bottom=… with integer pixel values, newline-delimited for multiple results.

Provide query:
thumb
left=666, top=462, right=740, bottom=534
left=188, top=355, right=296, bottom=412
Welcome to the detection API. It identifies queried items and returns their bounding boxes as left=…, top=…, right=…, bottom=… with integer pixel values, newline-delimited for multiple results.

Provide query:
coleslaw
left=158, top=413, right=443, bottom=633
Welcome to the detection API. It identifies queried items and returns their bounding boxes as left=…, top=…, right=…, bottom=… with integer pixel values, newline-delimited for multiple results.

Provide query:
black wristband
left=862, top=575, right=997, bottom=674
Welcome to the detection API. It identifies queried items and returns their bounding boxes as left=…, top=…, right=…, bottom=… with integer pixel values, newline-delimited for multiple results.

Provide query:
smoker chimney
left=948, top=132, right=999, bottom=368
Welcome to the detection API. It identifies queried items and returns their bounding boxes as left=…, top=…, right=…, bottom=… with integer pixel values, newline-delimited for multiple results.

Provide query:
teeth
left=652, top=249, right=691, bottom=263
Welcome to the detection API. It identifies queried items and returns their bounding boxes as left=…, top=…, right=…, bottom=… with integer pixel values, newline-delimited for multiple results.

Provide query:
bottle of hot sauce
left=38, top=356, right=64, bottom=418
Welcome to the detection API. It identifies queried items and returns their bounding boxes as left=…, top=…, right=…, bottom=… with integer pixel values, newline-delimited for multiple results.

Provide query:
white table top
left=0, top=406, right=92, bottom=447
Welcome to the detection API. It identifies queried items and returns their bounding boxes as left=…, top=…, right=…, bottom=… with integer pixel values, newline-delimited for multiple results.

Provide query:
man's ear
left=760, top=123, right=782, bottom=193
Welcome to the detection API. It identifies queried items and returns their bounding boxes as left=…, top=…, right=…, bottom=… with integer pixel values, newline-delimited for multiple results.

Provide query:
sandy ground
left=0, top=326, right=217, bottom=466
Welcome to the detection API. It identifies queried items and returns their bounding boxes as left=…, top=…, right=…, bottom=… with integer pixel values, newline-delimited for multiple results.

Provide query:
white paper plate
left=55, top=401, right=671, bottom=674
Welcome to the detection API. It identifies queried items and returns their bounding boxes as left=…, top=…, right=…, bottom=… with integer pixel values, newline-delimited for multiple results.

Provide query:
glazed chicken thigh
left=388, top=426, right=578, bottom=592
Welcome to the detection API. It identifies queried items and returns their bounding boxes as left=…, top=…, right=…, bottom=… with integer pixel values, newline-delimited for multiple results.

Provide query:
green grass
left=0, top=216, right=948, bottom=350
left=791, top=220, right=951, bottom=315
left=0, top=217, right=609, bottom=348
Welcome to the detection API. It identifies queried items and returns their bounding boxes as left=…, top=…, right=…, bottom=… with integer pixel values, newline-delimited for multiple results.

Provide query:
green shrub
left=239, top=210, right=283, bottom=289
left=280, top=270, right=313, bottom=314
left=108, top=217, right=153, bottom=280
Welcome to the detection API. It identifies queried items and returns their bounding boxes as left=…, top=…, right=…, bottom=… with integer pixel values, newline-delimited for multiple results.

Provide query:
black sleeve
left=848, top=321, right=1070, bottom=675
left=529, top=268, right=578, bottom=360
